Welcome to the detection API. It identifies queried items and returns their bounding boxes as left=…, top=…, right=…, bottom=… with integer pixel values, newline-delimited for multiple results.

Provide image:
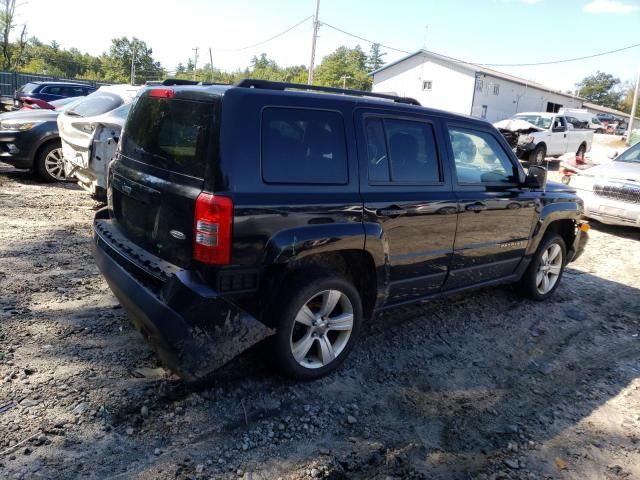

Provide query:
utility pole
left=307, top=0, right=320, bottom=85
left=130, top=48, right=136, bottom=85
left=209, top=47, right=214, bottom=82
left=626, top=70, right=639, bottom=146
left=192, top=47, right=199, bottom=81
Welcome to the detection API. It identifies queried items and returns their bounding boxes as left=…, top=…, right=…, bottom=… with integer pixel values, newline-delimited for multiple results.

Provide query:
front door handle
left=376, top=207, right=407, bottom=217
left=465, top=202, right=487, bottom=212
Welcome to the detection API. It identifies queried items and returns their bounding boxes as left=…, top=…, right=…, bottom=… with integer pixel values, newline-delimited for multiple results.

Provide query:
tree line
left=0, top=0, right=636, bottom=113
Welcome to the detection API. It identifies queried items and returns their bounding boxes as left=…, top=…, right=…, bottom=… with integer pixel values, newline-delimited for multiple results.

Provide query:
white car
left=572, top=142, right=640, bottom=227
left=58, top=85, right=140, bottom=198
left=495, top=112, right=593, bottom=165
left=558, top=108, right=605, bottom=132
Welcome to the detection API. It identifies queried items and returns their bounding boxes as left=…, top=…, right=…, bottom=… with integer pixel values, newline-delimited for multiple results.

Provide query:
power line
left=323, top=21, right=640, bottom=68
left=480, top=42, right=640, bottom=67
left=218, top=16, right=312, bottom=52
left=321, top=22, right=410, bottom=54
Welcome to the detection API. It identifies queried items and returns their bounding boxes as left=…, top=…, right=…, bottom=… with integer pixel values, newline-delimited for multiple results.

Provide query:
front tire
left=270, top=272, right=362, bottom=380
left=529, top=144, right=547, bottom=166
left=34, top=141, right=67, bottom=182
left=518, top=233, right=566, bottom=301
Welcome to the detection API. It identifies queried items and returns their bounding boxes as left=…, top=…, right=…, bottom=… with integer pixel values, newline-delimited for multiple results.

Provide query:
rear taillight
left=193, top=193, right=233, bottom=265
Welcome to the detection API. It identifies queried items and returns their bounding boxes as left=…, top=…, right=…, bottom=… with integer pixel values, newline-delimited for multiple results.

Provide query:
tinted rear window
left=121, top=96, right=214, bottom=178
left=261, top=107, right=348, bottom=184
left=67, top=92, right=123, bottom=117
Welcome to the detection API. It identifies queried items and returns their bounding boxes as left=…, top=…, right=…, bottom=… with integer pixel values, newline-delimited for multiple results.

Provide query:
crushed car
left=494, top=112, right=593, bottom=165
left=58, top=85, right=140, bottom=199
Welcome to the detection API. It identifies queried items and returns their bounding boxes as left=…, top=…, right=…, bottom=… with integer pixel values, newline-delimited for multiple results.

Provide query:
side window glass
left=448, top=127, right=515, bottom=184
left=261, top=108, right=348, bottom=184
left=44, top=86, right=62, bottom=95
left=365, top=118, right=389, bottom=182
left=365, top=117, right=440, bottom=184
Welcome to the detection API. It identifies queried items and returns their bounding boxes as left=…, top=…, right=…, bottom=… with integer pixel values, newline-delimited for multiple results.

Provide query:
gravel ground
left=1, top=162, right=639, bottom=480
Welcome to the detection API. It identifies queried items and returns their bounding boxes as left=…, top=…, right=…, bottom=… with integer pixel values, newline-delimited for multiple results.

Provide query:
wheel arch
left=259, top=248, right=378, bottom=325
left=33, top=135, right=62, bottom=164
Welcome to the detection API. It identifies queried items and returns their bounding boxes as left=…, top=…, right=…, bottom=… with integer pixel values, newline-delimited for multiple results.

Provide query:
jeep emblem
left=170, top=230, right=186, bottom=240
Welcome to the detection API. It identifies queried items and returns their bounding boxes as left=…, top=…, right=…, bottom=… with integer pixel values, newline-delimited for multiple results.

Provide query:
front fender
left=262, top=223, right=366, bottom=265
left=526, top=198, right=582, bottom=255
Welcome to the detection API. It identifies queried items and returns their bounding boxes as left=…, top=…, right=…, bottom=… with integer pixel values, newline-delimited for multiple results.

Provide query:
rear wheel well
left=544, top=220, right=575, bottom=257
left=260, top=251, right=378, bottom=325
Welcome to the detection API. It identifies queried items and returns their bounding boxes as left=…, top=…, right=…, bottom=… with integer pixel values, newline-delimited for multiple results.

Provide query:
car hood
left=580, top=161, right=640, bottom=183
left=0, top=109, right=59, bottom=122
left=544, top=180, right=576, bottom=193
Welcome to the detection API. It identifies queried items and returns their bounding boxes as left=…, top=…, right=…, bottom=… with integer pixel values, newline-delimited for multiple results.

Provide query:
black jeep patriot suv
left=92, top=79, right=588, bottom=382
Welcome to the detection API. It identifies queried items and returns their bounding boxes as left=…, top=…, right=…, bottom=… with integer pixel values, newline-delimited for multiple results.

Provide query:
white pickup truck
left=494, top=112, right=593, bottom=165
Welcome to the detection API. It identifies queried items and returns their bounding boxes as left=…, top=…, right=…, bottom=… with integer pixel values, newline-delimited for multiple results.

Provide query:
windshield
left=615, top=143, right=640, bottom=163
left=513, top=114, right=552, bottom=129
left=66, top=91, right=123, bottom=118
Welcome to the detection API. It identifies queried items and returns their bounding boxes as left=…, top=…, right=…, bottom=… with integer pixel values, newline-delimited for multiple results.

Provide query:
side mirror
left=608, top=151, right=619, bottom=159
left=526, top=165, right=547, bottom=189
left=552, top=126, right=566, bottom=133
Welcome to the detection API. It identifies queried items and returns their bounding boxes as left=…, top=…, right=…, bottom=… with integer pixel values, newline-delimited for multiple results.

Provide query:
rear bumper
left=91, top=210, right=273, bottom=381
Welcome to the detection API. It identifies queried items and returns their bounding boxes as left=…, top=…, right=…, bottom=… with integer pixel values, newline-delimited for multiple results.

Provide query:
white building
left=371, top=50, right=584, bottom=123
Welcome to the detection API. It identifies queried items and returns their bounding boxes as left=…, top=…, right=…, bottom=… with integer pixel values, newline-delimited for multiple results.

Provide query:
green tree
left=102, top=37, right=164, bottom=83
left=576, top=71, right=622, bottom=109
left=0, top=0, right=27, bottom=70
left=619, top=81, right=639, bottom=114
left=366, top=43, right=386, bottom=73
left=314, top=45, right=371, bottom=90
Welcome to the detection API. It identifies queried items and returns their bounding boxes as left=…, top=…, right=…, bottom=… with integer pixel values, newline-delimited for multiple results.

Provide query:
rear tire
left=576, top=143, right=586, bottom=161
left=34, top=141, right=67, bottom=182
left=269, top=271, right=362, bottom=380
left=529, top=144, right=546, bottom=166
left=518, top=233, right=566, bottom=301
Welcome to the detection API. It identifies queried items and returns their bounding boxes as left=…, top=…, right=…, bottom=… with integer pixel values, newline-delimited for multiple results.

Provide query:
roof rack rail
left=159, top=79, right=230, bottom=86
left=234, top=79, right=421, bottom=106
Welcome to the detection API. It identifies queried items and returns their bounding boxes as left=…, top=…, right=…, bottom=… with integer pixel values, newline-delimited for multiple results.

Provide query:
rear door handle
left=465, top=202, right=487, bottom=212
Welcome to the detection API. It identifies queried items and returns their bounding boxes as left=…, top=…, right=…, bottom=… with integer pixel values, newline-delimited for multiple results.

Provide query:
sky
left=16, top=0, right=640, bottom=92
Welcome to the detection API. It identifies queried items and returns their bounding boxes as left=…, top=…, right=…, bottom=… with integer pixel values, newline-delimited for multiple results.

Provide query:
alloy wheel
left=536, top=243, right=563, bottom=294
left=44, top=148, right=66, bottom=181
left=289, top=289, right=354, bottom=369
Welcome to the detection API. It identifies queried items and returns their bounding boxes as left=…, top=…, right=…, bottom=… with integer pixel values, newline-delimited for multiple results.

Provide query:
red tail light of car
left=193, top=192, right=233, bottom=265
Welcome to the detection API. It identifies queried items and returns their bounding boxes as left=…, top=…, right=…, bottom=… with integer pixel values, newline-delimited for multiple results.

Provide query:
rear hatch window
left=121, top=96, right=214, bottom=178
left=65, top=92, right=123, bottom=118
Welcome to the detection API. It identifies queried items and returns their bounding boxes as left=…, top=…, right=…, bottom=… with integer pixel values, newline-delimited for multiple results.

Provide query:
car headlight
left=0, top=121, right=41, bottom=131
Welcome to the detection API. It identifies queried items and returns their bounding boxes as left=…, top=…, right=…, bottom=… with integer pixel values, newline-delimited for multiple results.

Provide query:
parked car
left=20, top=95, right=82, bottom=111
left=495, top=112, right=593, bottom=165
left=572, top=141, right=640, bottom=227
left=58, top=85, right=140, bottom=198
left=595, top=113, right=617, bottom=124
left=0, top=97, right=84, bottom=181
left=559, top=108, right=605, bottom=132
left=91, top=80, right=589, bottom=382
left=13, top=81, right=95, bottom=110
